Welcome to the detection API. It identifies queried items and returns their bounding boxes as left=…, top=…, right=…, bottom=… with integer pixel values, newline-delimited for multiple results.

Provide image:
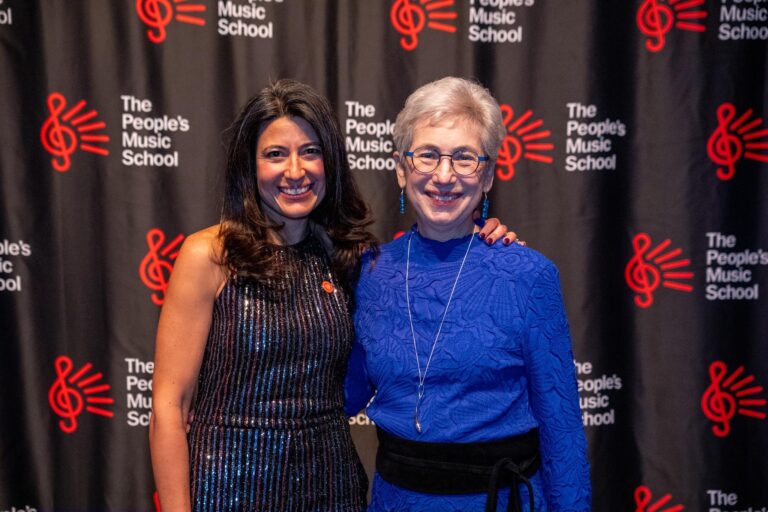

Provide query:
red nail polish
left=503, top=237, right=511, bottom=245
left=486, top=237, right=493, bottom=245
left=479, top=232, right=486, bottom=240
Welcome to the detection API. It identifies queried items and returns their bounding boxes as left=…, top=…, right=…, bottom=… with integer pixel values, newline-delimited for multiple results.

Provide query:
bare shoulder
left=172, top=224, right=227, bottom=295
left=181, top=224, right=223, bottom=259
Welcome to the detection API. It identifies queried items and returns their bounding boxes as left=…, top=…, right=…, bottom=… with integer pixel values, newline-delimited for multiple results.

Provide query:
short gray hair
left=393, top=77, right=505, bottom=170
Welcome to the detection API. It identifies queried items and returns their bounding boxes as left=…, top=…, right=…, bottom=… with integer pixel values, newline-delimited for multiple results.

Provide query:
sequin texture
left=188, top=235, right=368, bottom=511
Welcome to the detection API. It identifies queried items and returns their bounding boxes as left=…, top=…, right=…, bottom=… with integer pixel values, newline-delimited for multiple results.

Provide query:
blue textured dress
left=345, top=229, right=591, bottom=511
left=188, top=235, right=368, bottom=511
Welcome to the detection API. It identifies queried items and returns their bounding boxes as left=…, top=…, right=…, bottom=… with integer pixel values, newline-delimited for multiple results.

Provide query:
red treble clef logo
left=139, top=228, right=185, bottom=305
left=707, top=102, right=768, bottom=181
left=137, top=0, right=173, bottom=43
left=707, top=104, right=742, bottom=181
left=49, top=356, right=82, bottom=433
left=495, top=104, right=553, bottom=181
left=625, top=234, right=660, bottom=308
left=391, top=0, right=424, bottom=51
left=48, top=356, right=114, bottom=434
left=41, top=93, right=77, bottom=172
left=625, top=233, right=692, bottom=308
left=701, top=361, right=766, bottom=438
left=40, top=92, right=109, bottom=172
left=636, top=0, right=706, bottom=53
left=136, top=0, right=207, bottom=44
left=636, top=0, right=673, bottom=52
left=634, top=485, right=684, bottom=512
left=390, top=0, right=457, bottom=51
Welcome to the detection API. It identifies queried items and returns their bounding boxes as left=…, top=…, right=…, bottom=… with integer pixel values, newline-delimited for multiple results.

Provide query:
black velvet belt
left=375, top=427, right=541, bottom=512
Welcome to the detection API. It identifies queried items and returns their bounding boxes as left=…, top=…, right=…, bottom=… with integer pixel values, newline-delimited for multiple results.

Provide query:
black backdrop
left=1, top=1, right=767, bottom=510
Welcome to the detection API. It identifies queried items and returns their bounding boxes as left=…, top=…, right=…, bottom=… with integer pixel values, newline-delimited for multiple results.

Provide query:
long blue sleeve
left=523, top=263, right=591, bottom=510
left=344, top=339, right=373, bottom=417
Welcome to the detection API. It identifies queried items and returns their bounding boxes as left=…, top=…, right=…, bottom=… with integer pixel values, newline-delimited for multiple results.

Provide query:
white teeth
left=427, top=192, right=459, bottom=201
left=281, top=186, right=310, bottom=195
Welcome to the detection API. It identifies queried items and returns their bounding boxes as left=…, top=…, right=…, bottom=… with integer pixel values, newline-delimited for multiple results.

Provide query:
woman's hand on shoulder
left=474, top=212, right=526, bottom=247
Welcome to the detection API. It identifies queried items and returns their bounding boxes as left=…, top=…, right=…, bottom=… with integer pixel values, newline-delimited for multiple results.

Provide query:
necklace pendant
left=406, top=231, right=472, bottom=438
left=415, top=388, right=424, bottom=433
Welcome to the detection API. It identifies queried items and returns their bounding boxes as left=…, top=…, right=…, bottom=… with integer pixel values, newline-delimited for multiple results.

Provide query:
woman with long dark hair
left=149, top=79, right=377, bottom=511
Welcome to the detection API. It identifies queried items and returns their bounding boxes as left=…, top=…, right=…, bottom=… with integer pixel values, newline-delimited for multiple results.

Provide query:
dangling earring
left=481, top=192, right=490, bottom=220
left=399, top=189, right=406, bottom=214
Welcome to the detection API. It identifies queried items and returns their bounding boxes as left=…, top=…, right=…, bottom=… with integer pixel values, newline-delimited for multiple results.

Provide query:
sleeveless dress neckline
left=188, top=236, right=367, bottom=511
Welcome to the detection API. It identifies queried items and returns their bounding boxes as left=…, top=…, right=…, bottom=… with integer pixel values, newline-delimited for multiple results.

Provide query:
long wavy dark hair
left=219, top=79, right=378, bottom=294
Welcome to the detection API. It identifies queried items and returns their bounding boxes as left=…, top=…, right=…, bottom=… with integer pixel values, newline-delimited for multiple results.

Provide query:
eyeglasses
left=404, top=146, right=489, bottom=176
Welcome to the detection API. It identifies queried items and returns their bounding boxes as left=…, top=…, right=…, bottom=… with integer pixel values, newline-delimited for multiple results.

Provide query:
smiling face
left=396, top=117, right=493, bottom=241
left=256, top=116, right=326, bottom=242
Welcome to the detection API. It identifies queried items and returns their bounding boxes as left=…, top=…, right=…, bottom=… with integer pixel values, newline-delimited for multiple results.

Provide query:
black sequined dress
left=187, top=235, right=368, bottom=511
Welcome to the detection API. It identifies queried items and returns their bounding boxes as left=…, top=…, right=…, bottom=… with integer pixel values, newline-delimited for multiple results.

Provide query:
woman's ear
left=482, top=163, right=495, bottom=193
left=394, top=151, right=407, bottom=189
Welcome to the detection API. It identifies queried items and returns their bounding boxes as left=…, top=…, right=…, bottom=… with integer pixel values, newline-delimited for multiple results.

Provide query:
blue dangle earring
left=399, top=189, right=406, bottom=214
left=481, top=192, right=490, bottom=220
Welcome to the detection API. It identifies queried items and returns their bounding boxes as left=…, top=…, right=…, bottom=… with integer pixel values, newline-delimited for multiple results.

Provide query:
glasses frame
left=404, top=146, right=489, bottom=177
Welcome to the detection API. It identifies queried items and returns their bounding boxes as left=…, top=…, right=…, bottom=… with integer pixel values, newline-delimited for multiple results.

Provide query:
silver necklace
left=406, top=229, right=474, bottom=433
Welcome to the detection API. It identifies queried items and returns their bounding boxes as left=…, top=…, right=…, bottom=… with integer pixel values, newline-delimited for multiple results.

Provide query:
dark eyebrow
left=261, top=141, right=320, bottom=151
left=451, top=145, right=479, bottom=153
left=260, top=145, right=286, bottom=152
left=415, top=143, right=479, bottom=153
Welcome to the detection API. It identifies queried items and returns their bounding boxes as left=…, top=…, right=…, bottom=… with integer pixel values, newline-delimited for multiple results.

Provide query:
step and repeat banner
left=1, top=0, right=766, bottom=510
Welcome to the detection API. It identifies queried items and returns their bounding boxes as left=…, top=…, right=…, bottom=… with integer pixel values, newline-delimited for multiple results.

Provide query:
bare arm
left=149, top=226, right=227, bottom=512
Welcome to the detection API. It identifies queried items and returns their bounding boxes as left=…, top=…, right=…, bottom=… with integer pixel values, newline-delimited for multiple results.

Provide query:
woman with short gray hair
left=346, top=76, right=591, bottom=511
left=392, top=77, right=506, bottom=164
